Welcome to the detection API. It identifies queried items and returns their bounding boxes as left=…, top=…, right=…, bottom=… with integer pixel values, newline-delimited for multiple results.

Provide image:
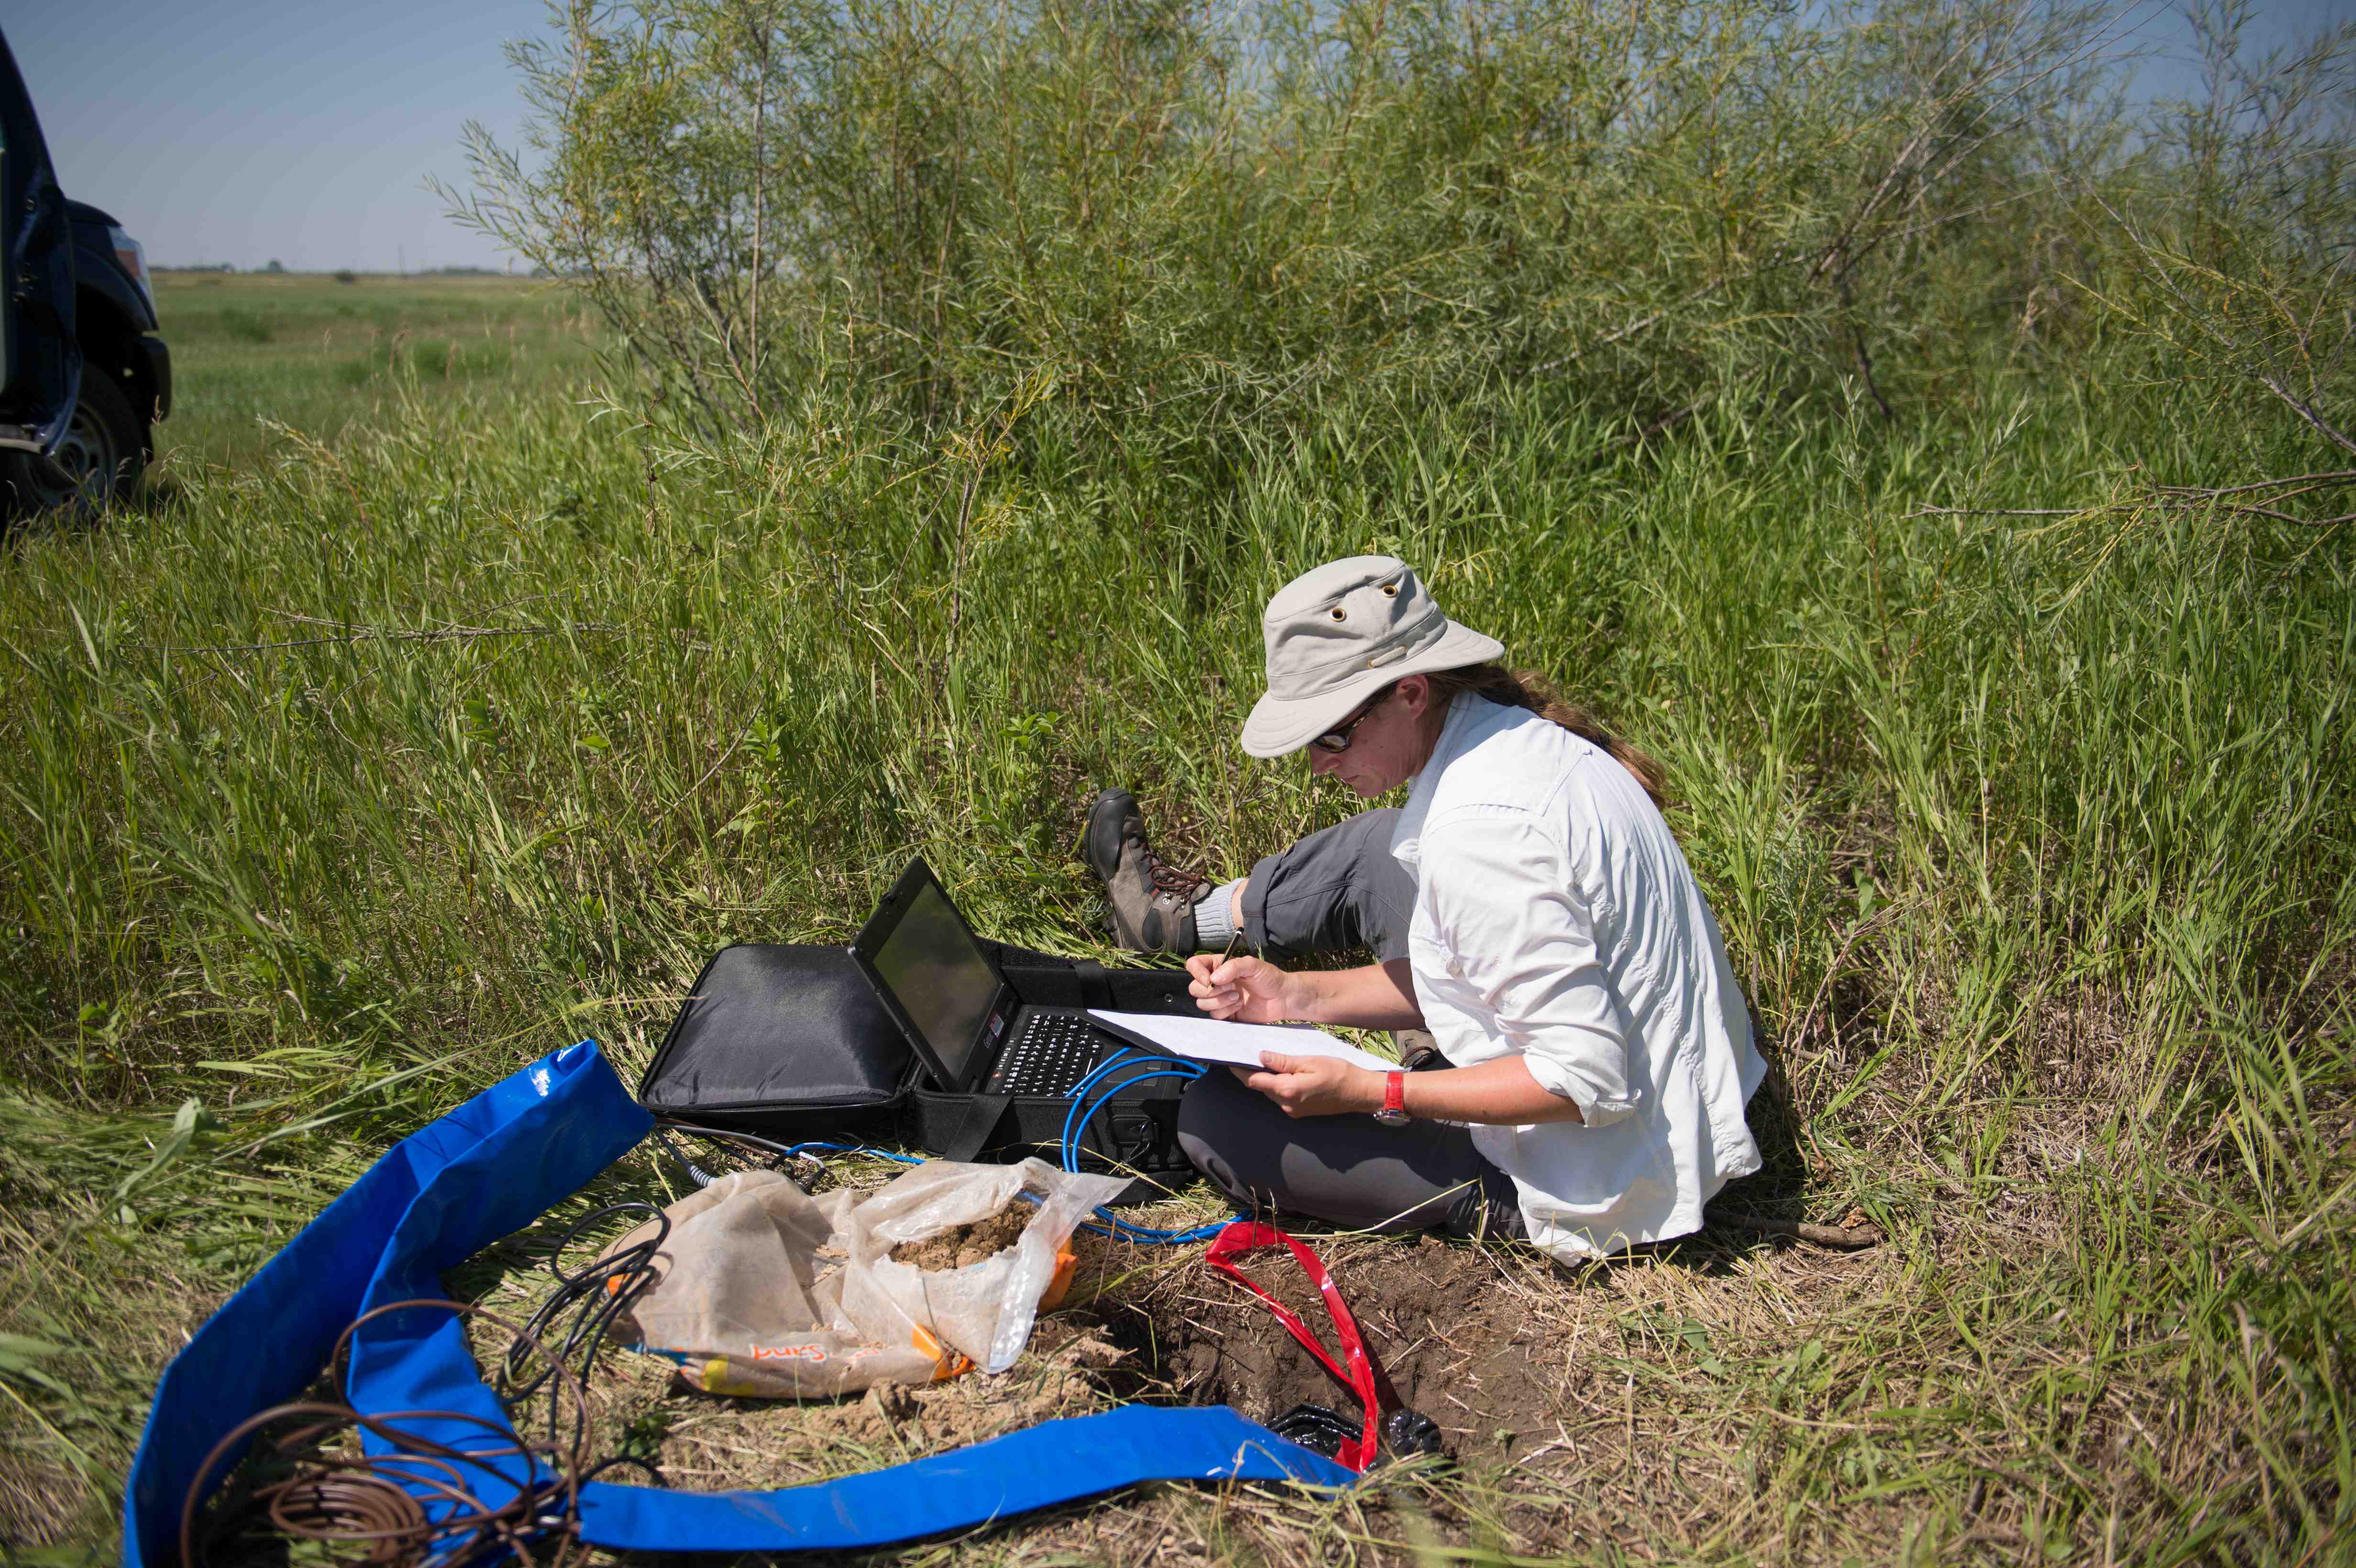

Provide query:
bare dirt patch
left=1090, top=1232, right=1569, bottom=1464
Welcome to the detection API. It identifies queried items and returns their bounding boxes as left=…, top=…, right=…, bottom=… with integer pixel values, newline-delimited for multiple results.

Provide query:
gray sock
left=1192, top=879, right=1245, bottom=949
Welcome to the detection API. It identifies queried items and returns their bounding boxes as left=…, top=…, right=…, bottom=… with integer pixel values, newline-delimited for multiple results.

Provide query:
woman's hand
left=1236, top=1052, right=1383, bottom=1119
left=1185, top=954, right=1306, bottom=1023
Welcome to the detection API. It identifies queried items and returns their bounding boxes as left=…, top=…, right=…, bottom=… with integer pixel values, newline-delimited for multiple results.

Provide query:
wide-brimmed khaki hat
left=1240, top=556, right=1505, bottom=758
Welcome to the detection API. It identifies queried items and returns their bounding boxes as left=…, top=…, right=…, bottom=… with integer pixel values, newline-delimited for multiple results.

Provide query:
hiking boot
left=1394, top=1029, right=1446, bottom=1071
left=1083, top=787, right=1211, bottom=951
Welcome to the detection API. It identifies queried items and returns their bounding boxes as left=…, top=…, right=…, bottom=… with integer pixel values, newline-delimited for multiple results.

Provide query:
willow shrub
left=451, top=0, right=2141, bottom=458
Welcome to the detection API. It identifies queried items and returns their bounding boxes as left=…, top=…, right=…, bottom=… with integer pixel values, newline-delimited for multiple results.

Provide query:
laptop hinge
left=937, top=1093, right=1012, bottom=1163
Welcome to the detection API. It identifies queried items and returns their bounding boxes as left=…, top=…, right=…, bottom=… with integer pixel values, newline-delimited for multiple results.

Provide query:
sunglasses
left=1309, top=687, right=1393, bottom=754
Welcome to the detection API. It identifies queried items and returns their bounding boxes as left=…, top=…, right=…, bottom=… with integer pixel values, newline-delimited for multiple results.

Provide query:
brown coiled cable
left=177, top=1298, right=617, bottom=1568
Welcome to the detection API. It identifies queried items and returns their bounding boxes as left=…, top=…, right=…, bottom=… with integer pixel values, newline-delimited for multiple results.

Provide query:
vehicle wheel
left=0, top=368, right=146, bottom=517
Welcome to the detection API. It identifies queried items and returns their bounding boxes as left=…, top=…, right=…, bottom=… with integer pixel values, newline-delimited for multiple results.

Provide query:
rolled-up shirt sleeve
left=1420, top=810, right=1642, bottom=1126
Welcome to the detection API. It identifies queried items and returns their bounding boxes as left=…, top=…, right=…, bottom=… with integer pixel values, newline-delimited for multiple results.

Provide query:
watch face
left=1374, top=1108, right=1409, bottom=1127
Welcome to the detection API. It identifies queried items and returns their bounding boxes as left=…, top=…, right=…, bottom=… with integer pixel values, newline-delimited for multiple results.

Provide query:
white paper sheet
left=1087, top=1010, right=1399, bottom=1073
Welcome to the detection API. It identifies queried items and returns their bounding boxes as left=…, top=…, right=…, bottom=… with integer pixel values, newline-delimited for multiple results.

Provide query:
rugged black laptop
left=848, top=858, right=1134, bottom=1097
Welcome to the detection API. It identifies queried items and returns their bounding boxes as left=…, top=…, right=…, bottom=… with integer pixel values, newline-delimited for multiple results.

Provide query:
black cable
left=653, top=1120, right=804, bottom=1163
left=502, top=1202, right=670, bottom=1451
left=654, top=1121, right=840, bottom=1193
left=576, top=1453, right=665, bottom=1486
left=653, top=1125, right=718, bottom=1188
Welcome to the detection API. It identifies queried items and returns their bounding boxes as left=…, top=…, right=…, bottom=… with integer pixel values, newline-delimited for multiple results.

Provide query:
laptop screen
left=866, top=876, right=1001, bottom=1086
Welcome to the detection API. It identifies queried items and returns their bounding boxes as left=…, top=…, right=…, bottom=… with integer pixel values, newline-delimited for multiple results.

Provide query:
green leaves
left=109, top=1097, right=226, bottom=1224
left=452, top=0, right=2156, bottom=456
left=0, top=1333, right=70, bottom=1398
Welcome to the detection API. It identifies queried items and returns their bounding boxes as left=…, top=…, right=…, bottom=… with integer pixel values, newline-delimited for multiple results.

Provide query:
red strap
left=1204, top=1220, right=1381, bottom=1471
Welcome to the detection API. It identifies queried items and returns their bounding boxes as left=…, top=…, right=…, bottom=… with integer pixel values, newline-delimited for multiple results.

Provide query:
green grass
left=0, top=281, right=2349, bottom=1562
left=147, top=272, right=601, bottom=475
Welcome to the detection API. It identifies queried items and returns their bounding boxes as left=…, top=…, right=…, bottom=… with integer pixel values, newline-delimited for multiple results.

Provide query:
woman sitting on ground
left=1084, top=555, right=1765, bottom=1261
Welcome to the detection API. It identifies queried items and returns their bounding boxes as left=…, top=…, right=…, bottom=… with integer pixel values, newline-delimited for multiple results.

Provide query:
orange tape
left=1035, top=1242, right=1080, bottom=1313
left=910, top=1326, right=976, bottom=1381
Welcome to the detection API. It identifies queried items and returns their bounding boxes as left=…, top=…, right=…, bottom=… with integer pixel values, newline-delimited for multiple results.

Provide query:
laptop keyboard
left=988, top=1011, right=1113, bottom=1096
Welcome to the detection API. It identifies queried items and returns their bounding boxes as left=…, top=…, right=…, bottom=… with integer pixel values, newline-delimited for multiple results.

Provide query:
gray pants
left=1180, top=810, right=1527, bottom=1240
left=1239, top=807, right=1417, bottom=962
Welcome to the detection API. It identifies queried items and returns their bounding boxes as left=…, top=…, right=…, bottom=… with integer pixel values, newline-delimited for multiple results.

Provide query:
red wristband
left=1375, top=1070, right=1408, bottom=1126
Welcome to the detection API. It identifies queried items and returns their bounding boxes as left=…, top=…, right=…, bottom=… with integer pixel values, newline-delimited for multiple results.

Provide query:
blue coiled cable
left=1058, top=1050, right=1233, bottom=1245
left=782, top=1141, right=926, bottom=1165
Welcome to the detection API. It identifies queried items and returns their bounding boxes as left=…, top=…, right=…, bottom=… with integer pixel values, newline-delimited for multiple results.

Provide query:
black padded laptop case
left=637, top=944, right=914, bottom=1142
left=638, top=939, right=1203, bottom=1192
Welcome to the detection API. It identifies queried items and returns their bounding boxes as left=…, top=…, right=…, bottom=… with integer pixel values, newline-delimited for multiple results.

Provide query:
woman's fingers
left=1239, top=1053, right=1368, bottom=1118
left=1191, top=965, right=1245, bottom=1017
left=1191, top=957, right=1281, bottom=1021
left=1188, top=955, right=1234, bottom=1014
left=1241, top=1069, right=1295, bottom=1109
left=1243, top=1056, right=1304, bottom=1113
left=1188, top=956, right=1240, bottom=994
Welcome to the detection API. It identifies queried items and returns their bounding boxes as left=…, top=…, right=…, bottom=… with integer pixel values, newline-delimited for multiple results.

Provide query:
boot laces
left=1146, top=852, right=1204, bottom=899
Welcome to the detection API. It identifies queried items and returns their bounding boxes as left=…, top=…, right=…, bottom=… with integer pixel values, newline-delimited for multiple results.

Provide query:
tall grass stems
left=3, top=0, right=2353, bottom=1557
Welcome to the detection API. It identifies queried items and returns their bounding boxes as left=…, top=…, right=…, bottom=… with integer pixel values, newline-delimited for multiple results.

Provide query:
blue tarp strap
left=122, top=1041, right=1353, bottom=1565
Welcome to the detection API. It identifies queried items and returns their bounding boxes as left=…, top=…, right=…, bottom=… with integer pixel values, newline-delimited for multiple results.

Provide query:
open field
left=147, top=272, right=601, bottom=475
left=0, top=258, right=2348, bottom=1564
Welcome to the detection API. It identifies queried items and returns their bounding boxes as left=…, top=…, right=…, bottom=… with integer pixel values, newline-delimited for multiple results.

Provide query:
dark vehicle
left=0, top=28, right=169, bottom=516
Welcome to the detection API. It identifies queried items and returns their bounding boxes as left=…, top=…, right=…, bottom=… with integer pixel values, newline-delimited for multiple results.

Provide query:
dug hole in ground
left=447, top=1146, right=1886, bottom=1551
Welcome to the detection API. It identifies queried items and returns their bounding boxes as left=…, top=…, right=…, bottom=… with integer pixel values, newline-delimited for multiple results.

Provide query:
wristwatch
left=1373, top=1071, right=1409, bottom=1128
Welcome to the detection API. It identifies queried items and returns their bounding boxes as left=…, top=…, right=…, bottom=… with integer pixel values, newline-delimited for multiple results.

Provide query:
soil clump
left=888, top=1205, right=1033, bottom=1269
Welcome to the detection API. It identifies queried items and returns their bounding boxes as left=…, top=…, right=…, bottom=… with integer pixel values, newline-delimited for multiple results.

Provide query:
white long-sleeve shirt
left=1392, top=695, right=1767, bottom=1259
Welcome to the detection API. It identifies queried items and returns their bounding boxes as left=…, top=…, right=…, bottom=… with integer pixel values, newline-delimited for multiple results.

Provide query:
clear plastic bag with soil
left=839, top=1157, right=1129, bottom=1373
left=454, top=1214, right=1157, bottom=1495
left=582, top=1157, right=1126, bottom=1400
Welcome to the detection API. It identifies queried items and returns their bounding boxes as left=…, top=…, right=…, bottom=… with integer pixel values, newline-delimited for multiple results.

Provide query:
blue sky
left=8, top=0, right=545, bottom=272
left=5, top=0, right=2348, bottom=273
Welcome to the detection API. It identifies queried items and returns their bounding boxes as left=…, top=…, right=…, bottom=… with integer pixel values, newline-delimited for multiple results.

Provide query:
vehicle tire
left=0, top=368, right=146, bottom=518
